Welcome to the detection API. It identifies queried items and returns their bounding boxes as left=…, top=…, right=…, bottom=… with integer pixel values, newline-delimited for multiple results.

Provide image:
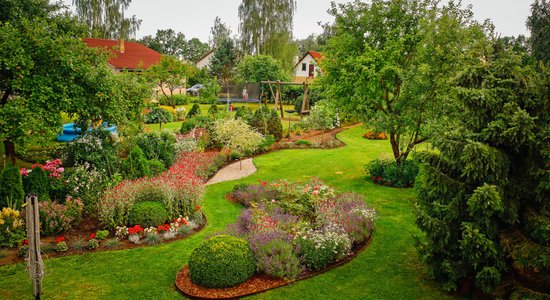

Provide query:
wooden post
left=26, top=194, right=44, bottom=300
left=301, top=82, right=310, bottom=118
left=276, top=81, right=284, bottom=118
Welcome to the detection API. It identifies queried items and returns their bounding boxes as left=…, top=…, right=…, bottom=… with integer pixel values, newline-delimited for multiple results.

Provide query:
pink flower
left=19, top=168, right=29, bottom=176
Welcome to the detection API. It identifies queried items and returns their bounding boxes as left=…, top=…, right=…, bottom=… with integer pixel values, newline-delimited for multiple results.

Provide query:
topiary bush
left=122, top=146, right=151, bottom=180
left=366, top=159, right=419, bottom=188
left=267, top=109, right=283, bottom=141
left=189, top=235, right=255, bottom=288
left=144, top=107, right=174, bottom=124
left=128, top=201, right=169, bottom=228
left=207, top=104, right=219, bottom=116
left=23, top=167, right=50, bottom=201
left=0, top=163, right=25, bottom=208
left=187, top=103, right=201, bottom=118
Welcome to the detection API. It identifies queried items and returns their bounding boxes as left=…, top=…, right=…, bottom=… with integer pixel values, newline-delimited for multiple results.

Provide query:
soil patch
left=175, top=231, right=374, bottom=299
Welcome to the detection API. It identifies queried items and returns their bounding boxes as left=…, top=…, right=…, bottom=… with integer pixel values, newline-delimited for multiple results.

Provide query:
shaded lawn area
left=0, top=126, right=458, bottom=299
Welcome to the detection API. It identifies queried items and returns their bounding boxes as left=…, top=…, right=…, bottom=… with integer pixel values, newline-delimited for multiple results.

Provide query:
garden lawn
left=0, top=126, right=458, bottom=299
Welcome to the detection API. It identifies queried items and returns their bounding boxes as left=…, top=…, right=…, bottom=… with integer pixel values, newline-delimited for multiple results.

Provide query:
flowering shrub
left=87, top=238, right=99, bottom=250
left=248, top=229, right=301, bottom=279
left=38, top=197, right=84, bottom=235
left=62, top=162, right=105, bottom=214
left=0, top=207, right=25, bottom=247
left=366, top=159, right=419, bottom=188
left=315, top=192, right=376, bottom=244
left=363, top=131, right=387, bottom=140
left=295, top=224, right=352, bottom=270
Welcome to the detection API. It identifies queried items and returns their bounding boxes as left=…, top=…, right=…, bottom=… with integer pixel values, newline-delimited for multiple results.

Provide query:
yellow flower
left=12, top=210, right=19, bottom=218
left=0, top=219, right=4, bottom=225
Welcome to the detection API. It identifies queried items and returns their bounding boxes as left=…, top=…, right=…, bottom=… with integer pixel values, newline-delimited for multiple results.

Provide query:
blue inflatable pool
left=57, top=122, right=117, bottom=142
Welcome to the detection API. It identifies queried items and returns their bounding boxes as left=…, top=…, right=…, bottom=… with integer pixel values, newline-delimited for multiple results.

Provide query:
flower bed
left=176, top=178, right=376, bottom=298
left=363, top=131, right=387, bottom=140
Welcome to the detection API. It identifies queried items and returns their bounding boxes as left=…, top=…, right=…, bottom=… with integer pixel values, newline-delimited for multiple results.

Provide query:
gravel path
left=206, top=158, right=257, bottom=185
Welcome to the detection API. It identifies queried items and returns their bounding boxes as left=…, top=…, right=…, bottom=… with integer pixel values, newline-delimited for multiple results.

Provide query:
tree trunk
left=389, top=132, right=401, bottom=164
left=4, top=140, right=16, bottom=165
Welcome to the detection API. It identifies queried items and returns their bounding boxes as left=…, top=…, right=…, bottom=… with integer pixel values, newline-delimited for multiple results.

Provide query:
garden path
left=206, top=158, right=256, bottom=185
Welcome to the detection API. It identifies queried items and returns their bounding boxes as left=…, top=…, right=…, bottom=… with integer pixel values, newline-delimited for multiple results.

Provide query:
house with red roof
left=82, top=38, right=161, bottom=71
left=293, top=51, right=323, bottom=83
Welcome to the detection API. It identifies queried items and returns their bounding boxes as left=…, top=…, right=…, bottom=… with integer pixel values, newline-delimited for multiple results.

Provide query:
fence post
left=25, top=194, right=44, bottom=300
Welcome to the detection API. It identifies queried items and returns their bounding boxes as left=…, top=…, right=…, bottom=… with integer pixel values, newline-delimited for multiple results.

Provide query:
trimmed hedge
left=189, top=235, right=255, bottom=288
left=128, top=201, right=168, bottom=227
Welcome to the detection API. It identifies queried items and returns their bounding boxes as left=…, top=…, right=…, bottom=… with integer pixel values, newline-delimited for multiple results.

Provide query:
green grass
left=144, top=103, right=299, bottom=132
left=0, top=126, right=457, bottom=299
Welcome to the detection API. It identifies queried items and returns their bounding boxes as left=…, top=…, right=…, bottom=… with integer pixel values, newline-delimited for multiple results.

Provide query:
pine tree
left=415, top=41, right=550, bottom=297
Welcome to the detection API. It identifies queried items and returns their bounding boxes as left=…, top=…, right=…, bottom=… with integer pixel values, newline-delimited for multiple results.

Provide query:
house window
left=301, top=63, right=306, bottom=71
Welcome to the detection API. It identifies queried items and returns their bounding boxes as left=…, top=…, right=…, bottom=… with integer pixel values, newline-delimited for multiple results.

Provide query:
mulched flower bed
left=0, top=214, right=207, bottom=266
left=175, top=230, right=374, bottom=299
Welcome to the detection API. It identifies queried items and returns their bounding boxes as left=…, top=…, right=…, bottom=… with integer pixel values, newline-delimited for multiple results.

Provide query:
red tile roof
left=83, top=38, right=161, bottom=70
left=308, top=51, right=323, bottom=62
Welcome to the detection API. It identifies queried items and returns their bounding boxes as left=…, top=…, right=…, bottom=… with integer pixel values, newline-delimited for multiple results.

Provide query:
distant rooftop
left=83, top=38, right=161, bottom=70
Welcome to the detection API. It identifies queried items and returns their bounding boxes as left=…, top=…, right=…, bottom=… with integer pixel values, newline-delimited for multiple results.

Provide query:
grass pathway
left=0, top=126, right=457, bottom=299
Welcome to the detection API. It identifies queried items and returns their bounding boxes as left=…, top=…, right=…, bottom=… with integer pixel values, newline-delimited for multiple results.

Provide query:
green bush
left=249, top=107, right=283, bottom=141
left=189, top=235, right=255, bottom=288
left=187, top=103, right=201, bottom=118
left=0, top=163, right=25, bottom=208
left=366, top=159, right=419, bottom=188
left=135, top=132, right=177, bottom=168
left=133, top=182, right=171, bottom=205
left=128, top=201, right=169, bottom=227
left=144, top=107, right=174, bottom=124
left=122, top=146, right=151, bottom=180
left=158, top=94, right=189, bottom=106
left=234, top=106, right=254, bottom=123
left=147, top=159, right=165, bottom=176
left=95, top=230, right=109, bottom=240
left=267, top=109, right=283, bottom=140
left=179, top=115, right=214, bottom=134
left=207, top=104, right=219, bottom=116
left=23, top=167, right=50, bottom=201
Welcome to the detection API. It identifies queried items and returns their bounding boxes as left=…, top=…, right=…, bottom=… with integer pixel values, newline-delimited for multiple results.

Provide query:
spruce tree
left=0, top=163, right=25, bottom=208
left=415, top=42, right=550, bottom=296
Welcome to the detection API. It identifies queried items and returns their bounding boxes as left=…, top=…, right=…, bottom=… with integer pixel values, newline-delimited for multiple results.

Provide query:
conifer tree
left=415, top=38, right=550, bottom=296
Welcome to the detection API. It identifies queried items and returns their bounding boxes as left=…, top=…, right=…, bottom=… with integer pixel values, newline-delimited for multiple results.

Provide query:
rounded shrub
left=187, top=103, right=201, bottom=118
left=128, top=201, right=168, bottom=227
left=189, top=235, right=255, bottom=288
left=366, top=159, right=419, bottom=188
left=144, top=107, right=174, bottom=124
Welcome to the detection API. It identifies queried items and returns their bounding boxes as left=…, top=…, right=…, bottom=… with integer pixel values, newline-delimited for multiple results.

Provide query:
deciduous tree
left=72, top=0, right=141, bottom=39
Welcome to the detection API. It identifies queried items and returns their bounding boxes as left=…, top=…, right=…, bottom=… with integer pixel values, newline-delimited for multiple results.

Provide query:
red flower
left=195, top=205, right=201, bottom=211
left=262, top=181, right=267, bottom=186
left=21, top=239, right=28, bottom=246
left=89, top=233, right=96, bottom=240
left=55, top=236, right=65, bottom=243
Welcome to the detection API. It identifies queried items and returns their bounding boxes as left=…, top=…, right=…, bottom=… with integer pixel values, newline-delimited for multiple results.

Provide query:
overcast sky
left=61, top=0, right=533, bottom=42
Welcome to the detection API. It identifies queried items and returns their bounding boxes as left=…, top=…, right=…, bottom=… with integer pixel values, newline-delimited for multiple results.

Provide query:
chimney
left=120, top=39, right=125, bottom=54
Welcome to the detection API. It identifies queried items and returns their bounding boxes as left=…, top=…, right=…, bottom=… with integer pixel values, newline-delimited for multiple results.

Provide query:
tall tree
left=183, top=38, right=210, bottom=62
left=238, top=0, right=297, bottom=70
left=145, top=55, right=195, bottom=101
left=0, top=0, right=147, bottom=164
left=236, top=55, right=289, bottom=83
left=321, top=0, right=481, bottom=164
left=209, top=38, right=238, bottom=85
left=139, top=29, right=186, bottom=58
left=415, top=38, right=550, bottom=297
left=527, top=0, right=550, bottom=62
left=209, top=16, right=232, bottom=49
left=72, top=0, right=142, bottom=39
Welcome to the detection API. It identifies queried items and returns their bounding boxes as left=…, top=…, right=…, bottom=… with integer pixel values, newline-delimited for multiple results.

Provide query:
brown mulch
left=0, top=215, right=207, bottom=266
left=175, top=230, right=374, bottom=299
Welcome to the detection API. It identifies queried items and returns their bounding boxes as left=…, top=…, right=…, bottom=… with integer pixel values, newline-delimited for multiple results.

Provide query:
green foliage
left=527, top=0, right=550, bottom=62
left=147, top=159, right=165, bottom=176
left=199, top=77, right=221, bottom=103
left=236, top=55, right=290, bottom=83
left=145, top=231, right=163, bottom=245
left=0, top=207, right=25, bottom=248
left=249, top=107, right=283, bottom=140
left=56, top=241, right=68, bottom=252
left=189, top=235, right=255, bottom=288
left=128, top=201, right=169, bottom=228
left=135, top=132, right=177, bottom=168
left=415, top=43, right=550, bottom=294
left=61, top=163, right=105, bottom=215
left=104, top=238, right=121, bottom=250
left=366, top=159, right=419, bottom=188
left=72, top=0, right=140, bottom=39
left=39, top=199, right=84, bottom=235
left=302, top=101, right=338, bottom=131
left=187, top=103, right=201, bottom=118
left=207, top=104, right=219, bottom=116
left=253, top=238, right=301, bottom=279
left=23, top=167, right=50, bottom=201
left=139, top=29, right=187, bottom=57
left=145, top=55, right=195, bottom=101
left=144, top=107, right=174, bottom=124
left=208, top=38, right=238, bottom=83
left=122, top=146, right=151, bottom=180
left=213, top=118, right=264, bottom=156
left=0, top=163, right=24, bottom=208
left=87, top=238, right=99, bottom=250
left=179, top=115, right=214, bottom=134
left=321, top=0, right=481, bottom=163
left=95, top=230, right=109, bottom=240
left=234, top=106, right=254, bottom=123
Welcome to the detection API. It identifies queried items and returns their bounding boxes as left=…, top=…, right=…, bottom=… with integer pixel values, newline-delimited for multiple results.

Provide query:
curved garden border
left=175, top=228, right=374, bottom=299
left=0, top=214, right=208, bottom=266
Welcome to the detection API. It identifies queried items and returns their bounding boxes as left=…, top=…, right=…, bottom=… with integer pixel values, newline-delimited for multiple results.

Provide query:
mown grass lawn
left=0, top=126, right=458, bottom=299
